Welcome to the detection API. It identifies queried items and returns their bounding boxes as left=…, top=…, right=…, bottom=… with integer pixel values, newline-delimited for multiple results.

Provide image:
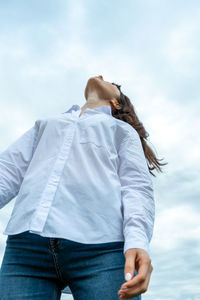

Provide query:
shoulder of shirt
left=33, top=113, right=139, bottom=141
left=114, top=117, right=139, bottom=140
left=34, top=113, right=63, bottom=127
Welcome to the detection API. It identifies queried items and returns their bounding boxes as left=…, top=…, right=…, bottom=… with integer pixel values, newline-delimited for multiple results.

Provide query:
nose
left=97, top=75, right=103, bottom=80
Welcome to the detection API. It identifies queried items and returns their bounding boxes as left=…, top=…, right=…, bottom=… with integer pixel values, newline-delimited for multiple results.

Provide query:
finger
left=121, top=260, right=149, bottom=289
left=124, top=250, right=136, bottom=281
left=119, top=273, right=151, bottom=298
left=119, top=264, right=152, bottom=298
left=119, top=286, right=143, bottom=299
left=118, top=283, right=139, bottom=297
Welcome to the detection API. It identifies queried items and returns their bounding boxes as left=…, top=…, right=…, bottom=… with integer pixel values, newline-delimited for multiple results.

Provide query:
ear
left=110, top=99, right=121, bottom=110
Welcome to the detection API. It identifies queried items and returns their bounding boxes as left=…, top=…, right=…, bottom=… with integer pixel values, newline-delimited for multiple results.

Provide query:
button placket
left=30, top=125, right=76, bottom=232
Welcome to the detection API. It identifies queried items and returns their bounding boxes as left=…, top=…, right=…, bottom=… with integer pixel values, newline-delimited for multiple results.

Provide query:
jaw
left=84, top=77, right=102, bottom=100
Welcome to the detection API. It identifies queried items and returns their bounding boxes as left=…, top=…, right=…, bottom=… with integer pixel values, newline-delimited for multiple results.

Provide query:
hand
left=118, top=248, right=153, bottom=299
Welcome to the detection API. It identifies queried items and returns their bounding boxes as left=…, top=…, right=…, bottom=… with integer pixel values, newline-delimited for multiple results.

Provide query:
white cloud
left=163, top=21, right=200, bottom=76
left=152, top=204, right=200, bottom=251
left=142, top=92, right=200, bottom=170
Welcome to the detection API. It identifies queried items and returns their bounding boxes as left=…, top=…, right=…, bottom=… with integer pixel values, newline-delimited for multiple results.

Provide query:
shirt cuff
left=123, top=239, right=151, bottom=258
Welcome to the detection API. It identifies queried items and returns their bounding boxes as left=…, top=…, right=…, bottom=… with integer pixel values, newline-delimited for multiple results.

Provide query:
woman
left=0, top=75, right=167, bottom=299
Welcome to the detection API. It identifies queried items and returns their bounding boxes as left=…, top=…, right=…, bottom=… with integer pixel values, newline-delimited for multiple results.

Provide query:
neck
left=82, top=94, right=110, bottom=110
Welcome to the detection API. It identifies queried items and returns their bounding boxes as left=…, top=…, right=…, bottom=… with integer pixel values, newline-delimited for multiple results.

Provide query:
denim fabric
left=0, top=231, right=142, bottom=300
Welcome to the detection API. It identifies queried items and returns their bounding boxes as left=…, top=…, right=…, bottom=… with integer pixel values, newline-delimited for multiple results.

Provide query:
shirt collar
left=63, top=104, right=112, bottom=116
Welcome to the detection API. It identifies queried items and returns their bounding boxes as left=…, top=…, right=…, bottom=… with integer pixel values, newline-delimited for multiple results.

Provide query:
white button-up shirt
left=0, top=104, right=155, bottom=257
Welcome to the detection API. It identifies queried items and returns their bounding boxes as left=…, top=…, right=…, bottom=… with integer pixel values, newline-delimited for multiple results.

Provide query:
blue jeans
left=0, top=231, right=141, bottom=300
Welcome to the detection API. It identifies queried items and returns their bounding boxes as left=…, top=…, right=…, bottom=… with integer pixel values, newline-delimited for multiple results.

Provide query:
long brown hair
left=111, top=82, right=167, bottom=177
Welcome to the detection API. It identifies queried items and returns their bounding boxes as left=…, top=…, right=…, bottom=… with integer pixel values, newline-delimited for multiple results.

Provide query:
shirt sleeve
left=0, top=121, right=39, bottom=209
left=118, top=129, right=155, bottom=258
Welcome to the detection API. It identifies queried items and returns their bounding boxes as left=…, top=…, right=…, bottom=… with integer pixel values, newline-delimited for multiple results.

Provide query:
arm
left=118, top=128, right=155, bottom=258
left=0, top=121, right=39, bottom=209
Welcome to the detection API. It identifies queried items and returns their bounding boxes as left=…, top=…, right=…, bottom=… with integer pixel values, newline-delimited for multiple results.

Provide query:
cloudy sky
left=0, top=0, right=200, bottom=299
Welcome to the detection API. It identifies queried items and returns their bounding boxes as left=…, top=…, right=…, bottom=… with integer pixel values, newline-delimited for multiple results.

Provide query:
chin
left=89, top=76, right=99, bottom=82
left=85, top=76, right=102, bottom=98
left=87, top=77, right=101, bottom=88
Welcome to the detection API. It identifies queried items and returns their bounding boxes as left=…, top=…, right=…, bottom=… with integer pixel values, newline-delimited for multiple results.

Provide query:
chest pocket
left=79, top=124, right=119, bottom=172
left=80, top=125, right=108, bottom=150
